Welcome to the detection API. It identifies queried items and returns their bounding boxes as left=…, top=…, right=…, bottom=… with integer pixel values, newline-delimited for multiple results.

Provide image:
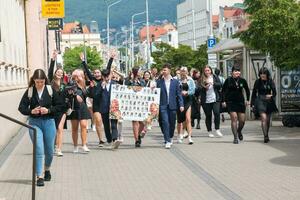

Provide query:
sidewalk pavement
left=0, top=119, right=300, bottom=200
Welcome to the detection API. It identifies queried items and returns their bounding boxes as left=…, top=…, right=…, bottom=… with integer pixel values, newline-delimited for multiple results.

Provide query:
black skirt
left=67, top=103, right=91, bottom=120
left=254, top=96, right=278, bottom=115
left=227, top=102, right=246, bottom=113
left=177, top=97, right=192, bottom=123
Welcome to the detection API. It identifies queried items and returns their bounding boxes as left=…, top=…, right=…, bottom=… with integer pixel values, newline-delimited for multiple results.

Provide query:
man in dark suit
left=156, top=63, right=184, bottom=149
left=90, top=69, right=121, bottom=150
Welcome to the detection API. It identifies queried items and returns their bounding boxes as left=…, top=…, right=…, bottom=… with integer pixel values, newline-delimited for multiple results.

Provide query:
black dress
left=251, top=79, right=278, bottom=115
left=222, top=77, right=250, bottom=113
left=67, top=87, right=91, bottom=120
left=177, top=82, right=192, bottom=123
left=191, top=82, right=201, bottom=120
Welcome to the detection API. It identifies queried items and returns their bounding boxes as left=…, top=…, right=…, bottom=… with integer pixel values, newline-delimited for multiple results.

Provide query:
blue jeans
left=28, top=117, right=56, bottom=177
left=159, top=107, right=177, bottom=143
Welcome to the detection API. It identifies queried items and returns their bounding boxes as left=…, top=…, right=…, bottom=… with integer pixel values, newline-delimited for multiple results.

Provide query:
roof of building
left=223, top=6, right=245, bottom=19
left=62, top=22, right=90, bottom=34
left=139, top=25, right=168, bottom=41
left=212, top=15, right=219, bottom=27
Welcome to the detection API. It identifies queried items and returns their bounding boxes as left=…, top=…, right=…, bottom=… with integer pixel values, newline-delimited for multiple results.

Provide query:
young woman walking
left=222, top=66, right=250, bottom=144
left=19, top=69, right=64, bottom=186
left=251, top=67, right=278, bottom=143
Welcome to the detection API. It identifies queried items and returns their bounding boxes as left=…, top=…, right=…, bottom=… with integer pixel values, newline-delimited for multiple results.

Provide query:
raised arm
left=48, top=51, right=57, bottom=82
left=80, top=52, right=94, bottom=81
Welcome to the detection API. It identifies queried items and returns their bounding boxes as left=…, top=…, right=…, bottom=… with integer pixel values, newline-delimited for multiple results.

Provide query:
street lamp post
left=131, top=11, right=146, bottom=69
left=191, top=0, right=197, bottom=50
left=105, top=0, right=122, bottom=50
left=145, top=0, right=151, bottom=69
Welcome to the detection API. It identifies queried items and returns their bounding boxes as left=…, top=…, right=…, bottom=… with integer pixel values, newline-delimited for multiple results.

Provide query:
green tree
left=152, top=43, right=208, bottom=71
left=63, top=45, right=103, bottom=73
left=238, top=0, right=300, bottom=69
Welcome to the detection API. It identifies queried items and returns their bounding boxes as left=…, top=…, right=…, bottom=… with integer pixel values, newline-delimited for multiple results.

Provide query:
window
left=168, top=34, right=172, bottom=42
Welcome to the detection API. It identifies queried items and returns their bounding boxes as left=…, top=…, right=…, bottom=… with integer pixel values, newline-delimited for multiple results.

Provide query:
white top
left=164, top=75, right=172, bottom=103
left=37, top=86, right=45, bottom=99
left=206, top=76, right=216, bottom=103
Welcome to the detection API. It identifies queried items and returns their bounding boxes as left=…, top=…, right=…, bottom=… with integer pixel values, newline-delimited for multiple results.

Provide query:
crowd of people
left=18, top=50, right=277, bottom=186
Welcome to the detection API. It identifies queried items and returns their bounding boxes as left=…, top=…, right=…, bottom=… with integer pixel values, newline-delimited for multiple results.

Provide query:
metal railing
left=0, top=113, right=36, bottom=200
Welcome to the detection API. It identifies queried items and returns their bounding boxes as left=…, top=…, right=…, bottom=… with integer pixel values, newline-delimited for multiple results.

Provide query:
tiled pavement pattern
left=0, top=119, right=300, bottom=200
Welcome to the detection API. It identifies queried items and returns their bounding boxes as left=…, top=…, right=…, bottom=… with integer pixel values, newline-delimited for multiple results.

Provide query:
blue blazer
left=157, top=78, right=184, bottom=111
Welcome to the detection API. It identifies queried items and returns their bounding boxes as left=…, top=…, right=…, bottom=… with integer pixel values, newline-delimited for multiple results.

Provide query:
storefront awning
left=207, top=38, right=245, bottom=54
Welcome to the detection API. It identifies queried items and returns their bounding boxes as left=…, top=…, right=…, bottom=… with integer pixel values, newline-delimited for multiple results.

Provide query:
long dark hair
left=28, top=69, right=49, bottom=87
left=52, top=68, right=65, bottom=91
left=259, top=67, right=271, bottom=80
left=201, top=65, right=213, bottom=87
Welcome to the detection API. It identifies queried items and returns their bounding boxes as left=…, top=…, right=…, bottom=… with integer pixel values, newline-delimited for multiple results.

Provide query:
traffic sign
left=48, top=18, right=63, bottom=30
left=207, top=38, right=216, bottom=49
left=42, top=0, right=65, bottom=18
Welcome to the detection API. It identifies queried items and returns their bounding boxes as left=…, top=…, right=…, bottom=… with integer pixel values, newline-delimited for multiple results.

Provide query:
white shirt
left=164, top=75, right=172, bottom=103
left=206, top=76, right=216, bottom=103
left=37, top=86, right=45, bottom=99
left=103, top=80, right=111, bottom=92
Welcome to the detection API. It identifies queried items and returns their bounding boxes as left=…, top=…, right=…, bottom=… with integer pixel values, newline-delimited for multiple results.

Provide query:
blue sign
left=207, top=38, right=216, bottom=49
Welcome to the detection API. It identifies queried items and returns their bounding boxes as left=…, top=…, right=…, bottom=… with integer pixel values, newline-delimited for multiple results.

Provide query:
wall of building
left=177, top=0, right=210, bottom=48
left=0, top=0, right=55, bottom=151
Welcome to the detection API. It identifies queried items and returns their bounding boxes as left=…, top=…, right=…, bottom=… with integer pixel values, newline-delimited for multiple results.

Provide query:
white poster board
left=109, top=85, right=160, bottom=122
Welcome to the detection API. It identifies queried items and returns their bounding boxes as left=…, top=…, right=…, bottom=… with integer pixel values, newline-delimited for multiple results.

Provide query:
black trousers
left=101, top=113, right=118, bottom=143
left=202, top=102, right=221, bottom=132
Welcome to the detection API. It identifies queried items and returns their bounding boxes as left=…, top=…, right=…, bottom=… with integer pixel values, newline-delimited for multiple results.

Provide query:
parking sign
left=207, top=38, right=216, bottom=49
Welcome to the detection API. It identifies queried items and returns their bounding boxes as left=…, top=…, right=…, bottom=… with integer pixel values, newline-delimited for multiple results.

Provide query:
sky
left=212, top=0, right=244, bottom=14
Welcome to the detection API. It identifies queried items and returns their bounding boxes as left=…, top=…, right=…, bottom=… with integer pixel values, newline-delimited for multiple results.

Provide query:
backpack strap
left=46, top=85, right=53, bottom=98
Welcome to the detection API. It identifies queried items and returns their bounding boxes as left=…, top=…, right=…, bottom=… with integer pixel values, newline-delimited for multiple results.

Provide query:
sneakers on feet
left=208, top=132, right=215, bottom=138
left=37, top=178, right=44, bottom=187
left=135, top=140, right=141, bottom=148
left=215, top=130, right=223, bottom=137
left=56, top=149, right=63, bottom=157
left=73, top=146, right=79, bottom=153
left=178, top=134, right=183, bottom=144
left=183, top=130, right=189, bottom=138
left=165, top=142, right=172, bottom=149
left=92, top=125, right=96, bottom=132
left=112, top=140, right=121, bottom=150
left=82, top=145, right=90, bottom=152
left=188, top=136, right=194, bottom=145
left=44, top=170, right=51, bottom=181
left=98, top=140, right=105, bottom=147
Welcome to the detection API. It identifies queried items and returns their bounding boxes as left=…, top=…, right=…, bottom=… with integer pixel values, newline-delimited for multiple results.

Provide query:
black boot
left=191, top=120, right=195, bottom=128
left=233, top=135, right=239, bottom=144
left=196, top=119, right=200, bottom=129
left=238, top=132, right=243, bottom=141
left=264, top=136, right=270, bottom=143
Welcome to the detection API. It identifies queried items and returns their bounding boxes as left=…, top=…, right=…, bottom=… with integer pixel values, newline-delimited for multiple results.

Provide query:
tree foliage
left=63, top=45, right=103, bottom=73
left=239, top=0, right=300, bottom=69
left=151, top=43, right=208, bottom=72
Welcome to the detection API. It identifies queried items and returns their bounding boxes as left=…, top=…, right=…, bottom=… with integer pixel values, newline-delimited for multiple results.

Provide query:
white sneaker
left=208, top=132, right=215, bottom=138
left=188, top=136, right=194, bottom=145
left=73, top=146, right=79, bottom=153
left=92, top=125, right=96, bottom=132
left=165, top=142, right=172, bottom=149
left=183, top=130, right=189, bottom=138
left=56, top=149, right=63, bottom=157
left=215, top=130, right=223, bottom=137
left=178, top=134, right=183, bottom=144
left=112, top=140, right=121, bottom=150
left=170, top=138, right=174, bottom=145
left=82, top=145, right=90, bottom=152
left=147, top=124, right=152, bottom=130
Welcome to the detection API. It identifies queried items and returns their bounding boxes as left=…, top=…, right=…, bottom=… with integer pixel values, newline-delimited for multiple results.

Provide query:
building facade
left=0, top=0, right=55, bottom=150
left=177, top=0, right=210, bottom=48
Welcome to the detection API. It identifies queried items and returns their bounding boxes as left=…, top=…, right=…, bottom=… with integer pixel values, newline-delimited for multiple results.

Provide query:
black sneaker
left=44, top=170, right=51, bottom=181
left=138, top=135, right=142, bottom=145
left=37, top=178, right=44, bottom=186
left=98, top=140, right=105, bottom=147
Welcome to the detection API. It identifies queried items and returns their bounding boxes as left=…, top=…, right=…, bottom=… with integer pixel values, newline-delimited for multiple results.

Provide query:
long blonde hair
left=72, top=69, right=86, bottom=89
